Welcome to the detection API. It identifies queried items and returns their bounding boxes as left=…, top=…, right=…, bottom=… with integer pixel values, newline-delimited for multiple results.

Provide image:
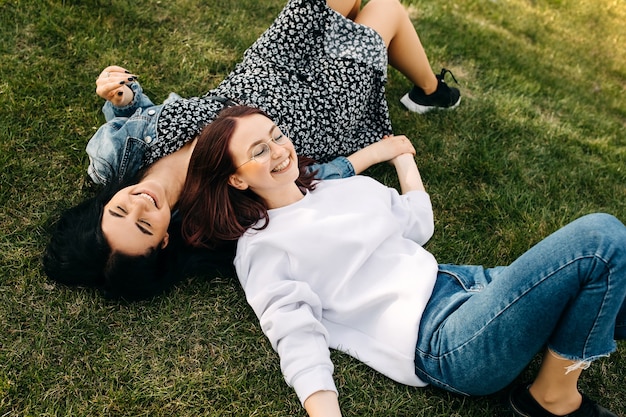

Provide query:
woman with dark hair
left=178, top=105, right=625, bottom=417
left=44, top=0, right=461, bottom=300
left=44, top=175, right=237, bottom=301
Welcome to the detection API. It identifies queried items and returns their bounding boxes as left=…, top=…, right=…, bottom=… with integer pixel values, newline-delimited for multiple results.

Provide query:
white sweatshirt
left=234, top=176, right=438, bottom=405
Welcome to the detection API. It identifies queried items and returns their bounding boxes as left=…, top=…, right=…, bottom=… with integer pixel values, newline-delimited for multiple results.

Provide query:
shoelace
left=438, top=68, right=459, bottom=85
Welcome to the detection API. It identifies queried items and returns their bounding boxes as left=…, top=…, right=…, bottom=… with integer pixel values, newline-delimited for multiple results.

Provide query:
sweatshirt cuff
left=291, top=366, right=337, bottom=406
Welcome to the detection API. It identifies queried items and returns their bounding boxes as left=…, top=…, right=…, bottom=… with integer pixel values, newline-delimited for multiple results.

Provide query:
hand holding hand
left=371, top=134, right=416, bottom=164
left=95, top=65, right=138, bottom=106
left=345, top=134, right=417, bottom=175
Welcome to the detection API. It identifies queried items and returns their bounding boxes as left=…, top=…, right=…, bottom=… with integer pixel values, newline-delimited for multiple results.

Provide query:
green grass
left=1, top=0, right=625, bottom=415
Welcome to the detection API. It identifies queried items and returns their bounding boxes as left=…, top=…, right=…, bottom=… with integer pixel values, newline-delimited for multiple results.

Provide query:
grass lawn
left=1, top=0, right=625, bottom=415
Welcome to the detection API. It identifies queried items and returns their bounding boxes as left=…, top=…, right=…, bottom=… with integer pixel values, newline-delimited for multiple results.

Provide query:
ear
left=228, top=173, right=249, bottom=190
left=160, top=233, right=170, bottom=249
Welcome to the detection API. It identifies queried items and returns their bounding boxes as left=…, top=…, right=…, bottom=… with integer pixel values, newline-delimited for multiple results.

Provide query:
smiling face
left=101, top=180, right=172, bottom=256
left=227, top=114, right=302, bottom=208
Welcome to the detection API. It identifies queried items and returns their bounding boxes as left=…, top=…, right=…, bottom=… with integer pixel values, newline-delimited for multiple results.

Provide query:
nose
left=127, top=194, right=153, bottom=213
left=269, top=141, right=288, bottom=159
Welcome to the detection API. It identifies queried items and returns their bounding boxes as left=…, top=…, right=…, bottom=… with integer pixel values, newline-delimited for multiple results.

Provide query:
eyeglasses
left=236, top=125, right=291, bottom=168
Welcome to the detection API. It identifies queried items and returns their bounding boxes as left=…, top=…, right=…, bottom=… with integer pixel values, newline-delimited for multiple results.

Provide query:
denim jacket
left=86, top=82, right=355, bottom=185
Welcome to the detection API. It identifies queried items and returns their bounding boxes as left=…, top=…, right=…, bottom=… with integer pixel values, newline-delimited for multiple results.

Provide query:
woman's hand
left=346, top=134, right=416, bottom=174
left=366, top=134, right=416, bottom=165
left=95, top=65, right=137, bottom=107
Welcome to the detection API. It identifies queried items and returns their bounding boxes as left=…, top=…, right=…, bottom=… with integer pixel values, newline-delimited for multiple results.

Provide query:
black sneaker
left=509, top=384, right=618, bottom=417
left=400, top=68, right=461, bottom=113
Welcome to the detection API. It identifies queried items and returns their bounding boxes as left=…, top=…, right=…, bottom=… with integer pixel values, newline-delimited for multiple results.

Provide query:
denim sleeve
left=89, top=84, right=183, bottom=185
left=86, top=115, right=150, bottom=185
left=102, top=82, right=157, bottom=120
left=305, top=156, right=356, bottom=180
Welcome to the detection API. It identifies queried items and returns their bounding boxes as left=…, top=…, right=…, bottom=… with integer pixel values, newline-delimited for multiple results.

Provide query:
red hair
left=179, top=106, right=317, bottom=248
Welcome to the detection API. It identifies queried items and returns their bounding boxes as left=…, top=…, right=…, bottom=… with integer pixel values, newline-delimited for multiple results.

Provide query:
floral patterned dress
left=155, top=0, right=392, bottom=164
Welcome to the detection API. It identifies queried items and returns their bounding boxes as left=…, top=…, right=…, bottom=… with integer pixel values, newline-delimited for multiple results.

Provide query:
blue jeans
left=414, top=213, right=626, bottom=396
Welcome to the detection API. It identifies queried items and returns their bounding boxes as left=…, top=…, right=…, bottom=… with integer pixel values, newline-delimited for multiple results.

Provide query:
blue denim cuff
left=102, top=82, right=146, bottom=120
left=306, top=156, right=355, bottom=180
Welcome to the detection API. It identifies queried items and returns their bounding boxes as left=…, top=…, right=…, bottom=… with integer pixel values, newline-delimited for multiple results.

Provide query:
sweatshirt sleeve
left=235, top=239, right=337, bottom=405
left=390, top=188, right=435, bottom=246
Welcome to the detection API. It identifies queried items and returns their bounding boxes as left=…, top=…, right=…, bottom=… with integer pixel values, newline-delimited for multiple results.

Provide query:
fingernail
left=124, top=70, right=131, bottom=73
left=128, top=77, right=135, bottom=81
left=119, top=80, right=125, bottom=85
left=117, top=91, right=123, bottom=96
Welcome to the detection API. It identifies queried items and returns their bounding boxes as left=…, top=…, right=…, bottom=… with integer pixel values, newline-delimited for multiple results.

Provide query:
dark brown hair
left=179, top=106, right=317, bottom=249
left=43, top=174, right=233, bottom=301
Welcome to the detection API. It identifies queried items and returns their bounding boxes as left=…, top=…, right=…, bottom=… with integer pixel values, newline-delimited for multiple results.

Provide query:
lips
left=272, top=158, right=291, bottom=173
left=135, top=191, right=158, bottom=208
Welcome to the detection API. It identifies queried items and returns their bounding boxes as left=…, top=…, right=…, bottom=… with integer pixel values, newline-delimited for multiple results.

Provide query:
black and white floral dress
left=156, top=0, right=391, bottom=164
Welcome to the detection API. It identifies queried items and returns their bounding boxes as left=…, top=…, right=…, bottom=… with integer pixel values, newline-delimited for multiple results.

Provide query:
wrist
left=392, top=152, right=414, bottom=168
left=304, top=390, right=342, bottom=417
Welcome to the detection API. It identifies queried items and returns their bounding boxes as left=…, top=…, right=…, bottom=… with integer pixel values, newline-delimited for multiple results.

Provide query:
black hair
left=43, top=176, right=235, bottom=302
left=102, top=213, right=236, bottom=301
left=43, top=179, right=122, bottom=291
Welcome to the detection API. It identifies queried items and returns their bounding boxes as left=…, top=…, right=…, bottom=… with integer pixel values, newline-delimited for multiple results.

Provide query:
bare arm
left=391, top=149, right=425, bottom=194
left=304, top=390, right=342, bottom=417
left=346, top=134, right=415, bottom=174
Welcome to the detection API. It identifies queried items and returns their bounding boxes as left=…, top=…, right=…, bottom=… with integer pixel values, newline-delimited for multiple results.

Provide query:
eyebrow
left=248, top=125, right=279, bottom=148
left=107, top=209, right=153, bottom=236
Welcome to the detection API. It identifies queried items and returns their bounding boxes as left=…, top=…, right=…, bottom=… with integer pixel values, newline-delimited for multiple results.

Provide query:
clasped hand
left=95, top=65, right=138, bottom=107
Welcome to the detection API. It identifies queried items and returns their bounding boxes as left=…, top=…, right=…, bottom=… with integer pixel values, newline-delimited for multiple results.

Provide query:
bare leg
left=354, top=0, right=438, bottom=94
left=326, top=0, right=361, bottom=21
left=529, top=349, right=585, bottom=415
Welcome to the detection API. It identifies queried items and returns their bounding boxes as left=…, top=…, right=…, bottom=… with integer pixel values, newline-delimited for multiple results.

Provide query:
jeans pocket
left=437, top=264, right=489, bottom=292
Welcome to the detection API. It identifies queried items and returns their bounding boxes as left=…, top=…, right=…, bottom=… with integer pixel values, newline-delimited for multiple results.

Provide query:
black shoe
left=400, top=68, right=461, bottom=113
left=509, top=384, right=618, bottom=417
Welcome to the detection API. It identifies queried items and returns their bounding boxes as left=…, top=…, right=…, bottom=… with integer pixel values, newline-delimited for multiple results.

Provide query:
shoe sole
left=508, top=386, right=534, bottom=417
left=508, top=393, right=531, bottom=417
left=400, top=94, right=461, bottom=114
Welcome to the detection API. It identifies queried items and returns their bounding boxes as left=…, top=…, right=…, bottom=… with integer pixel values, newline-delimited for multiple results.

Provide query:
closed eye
left=136, top=223, right=153, bottom=236
left=108, top=208, right=125, bottom=218
left=108, top=209, right=153, bottom=235
left=253, top=144, right=270, bottom=158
